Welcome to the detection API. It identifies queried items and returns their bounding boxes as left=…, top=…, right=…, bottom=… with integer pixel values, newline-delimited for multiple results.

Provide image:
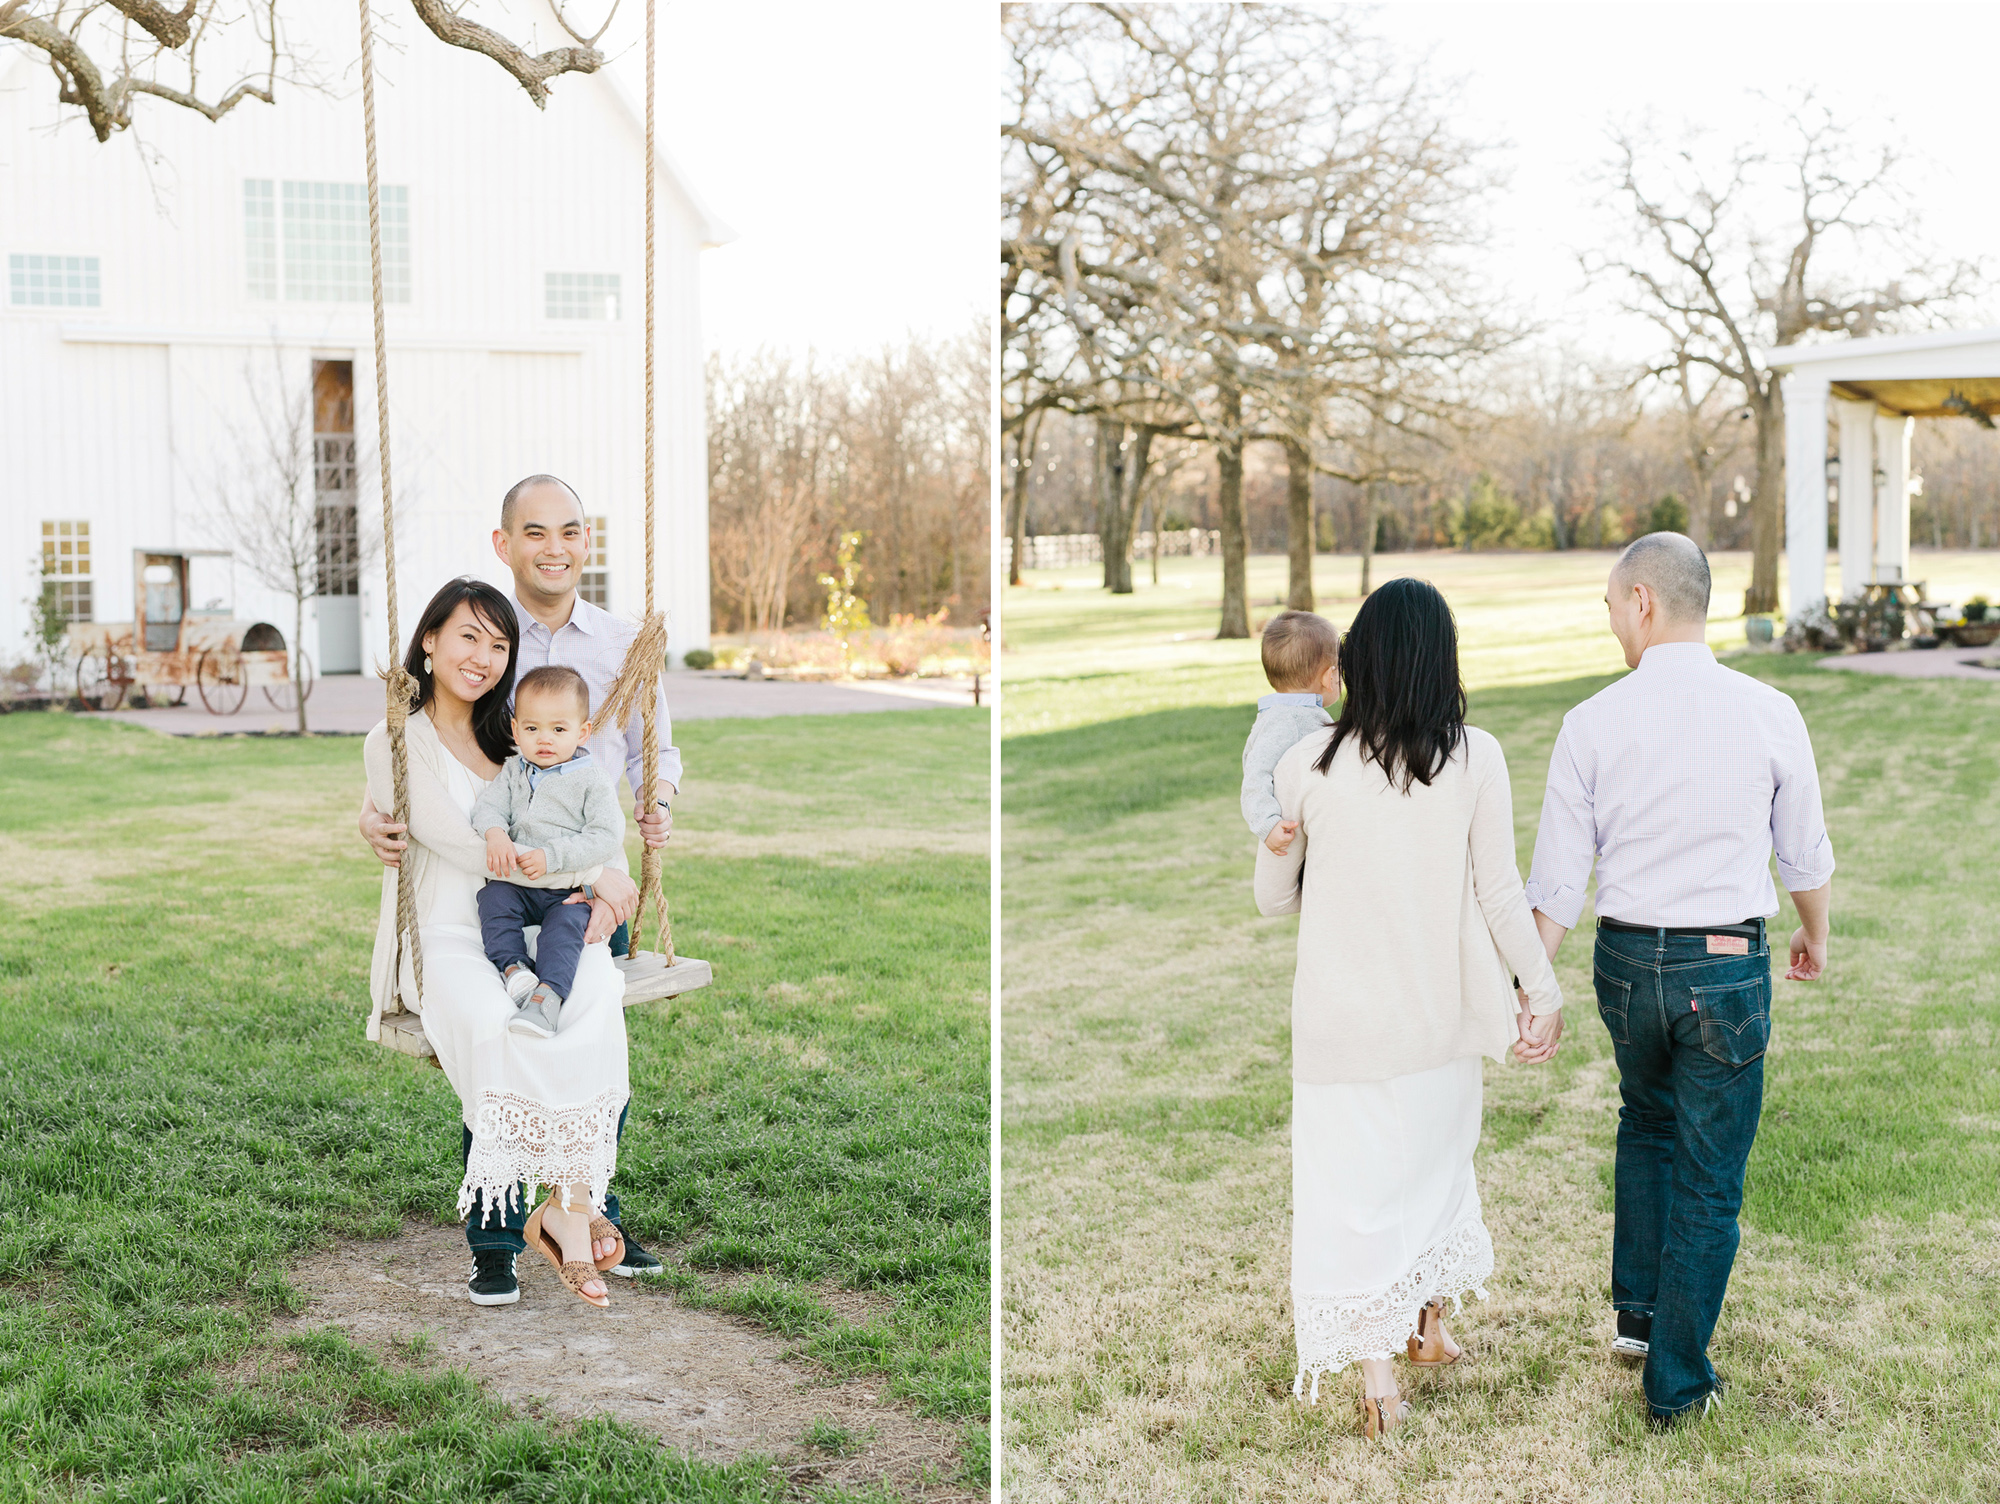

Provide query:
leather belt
left=1598, top=916, right=1765, bottom=941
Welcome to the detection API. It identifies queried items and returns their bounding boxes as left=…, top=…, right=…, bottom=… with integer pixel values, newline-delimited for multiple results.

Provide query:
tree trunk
left=294, top=593, right=308, bottom=734
left=1007, top=413, right=1039, bottom=587
left=1106, top=427, right=1152, bottom=596
left=1359, top=480, right=1380, bottom=596
left=1095, top=416, right=1126, bottom=592
left=1215, top=385, right=1249, bottom=638
left=1745, top=384, right=1784, bottom=615
left=1282, top=435, right=1314, bottom=611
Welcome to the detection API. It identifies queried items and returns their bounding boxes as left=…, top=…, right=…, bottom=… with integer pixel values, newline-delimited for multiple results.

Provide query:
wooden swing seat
left=376, top=951, right=713, bottom=1061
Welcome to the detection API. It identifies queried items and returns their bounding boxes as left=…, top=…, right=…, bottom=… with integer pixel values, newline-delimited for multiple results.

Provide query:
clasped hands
left=1512, top=989, right=1563, bottom=1064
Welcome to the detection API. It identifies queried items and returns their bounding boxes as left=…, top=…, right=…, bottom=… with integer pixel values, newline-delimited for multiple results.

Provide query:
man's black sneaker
left=610, top=1231, right=665, bottom=1279
left=468, top=1249, right=520, bottom=1306
left=1612, top=1310, right=1652, bottom=1359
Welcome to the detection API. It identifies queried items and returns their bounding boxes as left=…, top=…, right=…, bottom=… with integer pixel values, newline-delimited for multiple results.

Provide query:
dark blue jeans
left=1594, top=924, right=1770, bottom=1418
left=463, top=1102, right=628, bottom=1256
left=477, top=883, right=592, bottom=1000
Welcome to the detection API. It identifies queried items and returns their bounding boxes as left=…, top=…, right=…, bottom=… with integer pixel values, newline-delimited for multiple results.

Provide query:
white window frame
left=244, top=179, right=411, bottom=304
left=10, top=253, right=102, bottom=310
left=580, top=515, right=610, bottom=606
left=39, top=520, right=93, bottom=622
left=545, top=271, right=622, bottom=321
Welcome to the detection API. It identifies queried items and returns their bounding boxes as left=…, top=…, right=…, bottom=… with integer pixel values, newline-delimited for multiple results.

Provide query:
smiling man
left=359, top=473, right=681, bottom=1304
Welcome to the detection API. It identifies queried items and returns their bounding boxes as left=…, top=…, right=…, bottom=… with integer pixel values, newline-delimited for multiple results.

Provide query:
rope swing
left=361, top=0, right=681, bottom=1037
left=358, top=0, right=422, bottom=1004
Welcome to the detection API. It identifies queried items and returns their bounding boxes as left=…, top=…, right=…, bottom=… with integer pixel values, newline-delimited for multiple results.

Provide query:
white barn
left=0, top=7, right=727, bottom=684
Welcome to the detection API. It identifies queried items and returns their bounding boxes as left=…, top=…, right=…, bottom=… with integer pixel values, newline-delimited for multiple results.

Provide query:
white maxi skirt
left=1291, top=1053, right=1494, bottom=1401
left=413, top=921, right=630, bottom=1225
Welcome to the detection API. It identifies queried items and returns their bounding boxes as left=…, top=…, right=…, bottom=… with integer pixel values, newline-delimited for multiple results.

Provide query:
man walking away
left=1517, top=532, right=1834, bottom=1426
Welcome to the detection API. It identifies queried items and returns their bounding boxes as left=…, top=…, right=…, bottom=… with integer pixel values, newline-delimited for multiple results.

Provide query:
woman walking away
left=1254, top=577, right=1563, bottom=1438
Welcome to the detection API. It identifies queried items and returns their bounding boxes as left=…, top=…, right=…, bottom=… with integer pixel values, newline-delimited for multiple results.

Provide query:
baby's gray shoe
left=506, top=983, right=564, bottom=1039
left=503, top=964, right=539, bottom=1003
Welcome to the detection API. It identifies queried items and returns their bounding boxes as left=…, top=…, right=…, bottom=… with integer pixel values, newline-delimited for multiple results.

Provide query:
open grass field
left=0, top=707, right=988, bottom=1503
left=1000, top=549, right=2000, bottom=1501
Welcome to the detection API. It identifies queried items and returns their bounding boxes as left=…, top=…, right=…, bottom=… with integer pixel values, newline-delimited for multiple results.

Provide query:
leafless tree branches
left=1003, top=2, right=1512, bottom=629
left=0, top=0, right=609, bottom=140
left=1591, top=92, right=1979, bottom=613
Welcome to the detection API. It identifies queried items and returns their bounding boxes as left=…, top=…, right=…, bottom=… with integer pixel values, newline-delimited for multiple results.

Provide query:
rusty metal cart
left=66, top=549, right=309, bottom=714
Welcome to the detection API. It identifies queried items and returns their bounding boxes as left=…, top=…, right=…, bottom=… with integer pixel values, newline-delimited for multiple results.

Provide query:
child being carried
left=1242, top=610, right=1341, bottom=855
left=470, top=664, right=625, bottom=1039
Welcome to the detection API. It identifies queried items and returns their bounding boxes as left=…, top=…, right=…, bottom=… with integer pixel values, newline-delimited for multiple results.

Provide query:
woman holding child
left=364, top=577, right=631, bottom=1309
left=1252, top=581, right=1563, bottom=1437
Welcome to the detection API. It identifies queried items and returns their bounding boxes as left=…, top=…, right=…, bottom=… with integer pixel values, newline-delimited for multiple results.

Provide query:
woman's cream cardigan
left=1254, top=725, right=1563, bottom=1086
left=362, top=710, right=604, bottom=1041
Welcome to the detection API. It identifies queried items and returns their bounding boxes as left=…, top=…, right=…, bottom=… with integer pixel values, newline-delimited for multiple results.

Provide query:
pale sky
left=598, top=2, right=990, bottom=359
left=1365, top=1, right=2000, bottom=364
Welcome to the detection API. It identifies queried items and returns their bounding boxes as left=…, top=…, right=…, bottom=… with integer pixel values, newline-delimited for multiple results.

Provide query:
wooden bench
left=376, top=952, right=714, bottom=1061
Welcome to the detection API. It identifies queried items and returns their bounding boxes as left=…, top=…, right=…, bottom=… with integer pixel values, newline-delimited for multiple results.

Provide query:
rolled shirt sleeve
left=1523, top=719, right=1596, bottom=930
left=1771, top=703, right=1835, bottom=892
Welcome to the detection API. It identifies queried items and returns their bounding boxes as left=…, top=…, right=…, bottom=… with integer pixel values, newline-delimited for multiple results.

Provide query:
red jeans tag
left=1707, top=934, right=1749, bottom=955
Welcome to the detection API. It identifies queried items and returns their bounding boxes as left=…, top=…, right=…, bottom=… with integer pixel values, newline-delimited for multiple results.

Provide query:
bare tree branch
left=405, top=0, right=602, bottom=108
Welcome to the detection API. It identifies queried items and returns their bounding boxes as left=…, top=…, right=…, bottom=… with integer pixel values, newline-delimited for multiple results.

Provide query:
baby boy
left=470, top=664, right=625, bottom=1039
left=1241, top=610, right=1341, bottom=855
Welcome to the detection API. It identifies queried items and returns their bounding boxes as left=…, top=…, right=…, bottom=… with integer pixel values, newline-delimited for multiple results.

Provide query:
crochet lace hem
left=1291, top=1212, right=1495, bottom=1404
left=459, top=1086, right=626, bottom=1225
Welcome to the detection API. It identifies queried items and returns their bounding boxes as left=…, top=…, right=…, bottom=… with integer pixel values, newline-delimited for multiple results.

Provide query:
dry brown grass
left=1003, top=715, right=2000, bottom=1503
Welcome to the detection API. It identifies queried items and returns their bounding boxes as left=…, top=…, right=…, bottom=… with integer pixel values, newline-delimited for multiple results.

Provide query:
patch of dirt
left=277, top=1221, right=978, bottom=1501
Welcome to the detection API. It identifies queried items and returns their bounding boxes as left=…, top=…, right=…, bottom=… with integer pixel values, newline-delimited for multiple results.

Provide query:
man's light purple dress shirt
left=509, top=593, right=683, bottom=796
left=1524, top=642, right=1834, bottom=929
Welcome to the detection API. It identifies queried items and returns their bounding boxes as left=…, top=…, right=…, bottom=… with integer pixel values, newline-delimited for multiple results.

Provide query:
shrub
left=681, top=648, right=715, bottom=670
left=1646, top=494, right=1691, bottom=535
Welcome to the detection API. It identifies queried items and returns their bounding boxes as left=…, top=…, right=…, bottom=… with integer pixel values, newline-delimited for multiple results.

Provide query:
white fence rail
left=1004, top=529, right=1222, bottom=572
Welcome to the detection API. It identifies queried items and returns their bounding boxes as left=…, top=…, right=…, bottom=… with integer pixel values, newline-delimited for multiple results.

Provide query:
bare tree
left=0, top=0, right=615, bottom=141
left=1004, top=3, right=1505, bottom=627
left=203, top=346, right=317, bottom=731
left=1594, top=94, right=1976, bottom=615
left=707, top=351, right=838, bottom=636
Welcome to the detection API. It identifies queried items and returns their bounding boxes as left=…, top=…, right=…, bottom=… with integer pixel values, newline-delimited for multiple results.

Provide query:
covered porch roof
left=1759, top=326, right=2000, bottom=613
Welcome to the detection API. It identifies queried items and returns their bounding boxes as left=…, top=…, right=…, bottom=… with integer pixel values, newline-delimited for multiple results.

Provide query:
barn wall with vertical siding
left=0, top=3, right=719, bottom=685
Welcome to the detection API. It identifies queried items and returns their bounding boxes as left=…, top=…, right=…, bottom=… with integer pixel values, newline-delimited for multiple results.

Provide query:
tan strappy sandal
left=1407, top=1299, right=1463, bottom=1366
left=588, top=1214, right=625, bottom=1273
left=1358, top=1390, right=1410, bottom=1439
left=524, top=1197, right=610, bottom=1309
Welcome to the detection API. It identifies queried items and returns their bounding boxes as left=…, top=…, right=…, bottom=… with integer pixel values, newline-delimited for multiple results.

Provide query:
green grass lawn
left=1001, top=551, right=2000, bottom=1501
left=0, top=707, right=989, bottom=1503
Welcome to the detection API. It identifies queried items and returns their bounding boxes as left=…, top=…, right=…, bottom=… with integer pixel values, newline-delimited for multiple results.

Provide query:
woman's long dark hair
left=1313, top=577, right=1466, bottom=791
left=401, top=577, right=520, bottom=766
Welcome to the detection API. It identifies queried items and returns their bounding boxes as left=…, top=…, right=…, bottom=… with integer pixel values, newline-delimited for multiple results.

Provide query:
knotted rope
left=633, top=0, right=672, bottom=962
left=358, top=0, right=423, bottom=1003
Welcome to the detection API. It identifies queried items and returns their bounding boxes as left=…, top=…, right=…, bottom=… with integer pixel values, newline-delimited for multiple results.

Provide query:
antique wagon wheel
left=264, top=651, right=316, bottom=711
left=195, top=648, right=248, bottom=715
left=74, top=652, right=127, bottom=712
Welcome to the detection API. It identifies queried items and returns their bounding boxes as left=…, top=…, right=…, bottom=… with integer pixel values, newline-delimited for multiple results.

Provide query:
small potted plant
left=1964, top=595, right=1991, bottom=623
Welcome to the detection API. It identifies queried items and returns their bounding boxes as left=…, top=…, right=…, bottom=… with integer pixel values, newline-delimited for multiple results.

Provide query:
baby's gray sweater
left=1241, top=695, right=1333, bottom=839
left=469, top=754, right=624, bottom=879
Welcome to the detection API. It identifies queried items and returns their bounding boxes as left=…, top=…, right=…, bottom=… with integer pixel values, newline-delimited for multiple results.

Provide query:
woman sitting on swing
left=364, top=577, right=630, bottom=1308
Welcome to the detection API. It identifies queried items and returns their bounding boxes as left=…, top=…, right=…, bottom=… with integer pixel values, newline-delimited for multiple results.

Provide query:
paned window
left=10, top=254, right=100, bottom=307
left=39, top=521, right=92, bottom=621
left=245, top=180, right=277, bottom=297
left=243, top=180, right=409, bottom=302
left=546, top=272, right=620, bottom=320
left=581, top=516, right=609, bottom=606
left=314, top=436, right=361, bottom=597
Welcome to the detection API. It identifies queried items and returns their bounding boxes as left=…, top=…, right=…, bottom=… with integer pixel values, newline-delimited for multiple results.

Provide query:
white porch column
left=1872, top=411, right=1913, bottom=586
left=1782, top=371, right=1831, bottom=617
left=1833, top=398, right=1876, bottom=601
